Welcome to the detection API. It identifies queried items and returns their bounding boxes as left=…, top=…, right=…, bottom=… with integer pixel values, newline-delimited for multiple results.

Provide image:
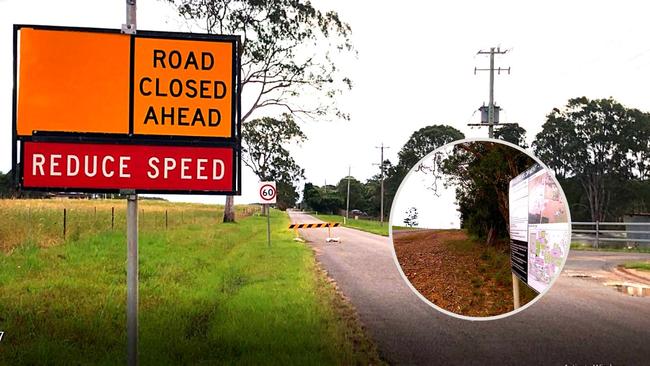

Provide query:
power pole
left=346, top=166, right=351, bottom=222
left=472, top=48, right=521, bottom=310
left=470, top=47, right=510, bottom=138
left=374, top=143, right=389, bottom=226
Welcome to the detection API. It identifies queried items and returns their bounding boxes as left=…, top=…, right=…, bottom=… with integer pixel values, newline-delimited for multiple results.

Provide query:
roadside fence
left=572, top=221, right=650, bottom=249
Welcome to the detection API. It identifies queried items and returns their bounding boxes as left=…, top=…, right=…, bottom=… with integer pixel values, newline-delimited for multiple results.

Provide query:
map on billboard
left=509, top=164, right=570, bottom=293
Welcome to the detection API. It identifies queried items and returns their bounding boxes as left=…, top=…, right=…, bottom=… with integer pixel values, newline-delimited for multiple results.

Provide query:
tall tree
left=403, top=207, right=419, bottom=227
left=397, top=125, right=465, bottom=169
left=370, top=125, right=466, bottom=219
left=275, top=180, right=299, bottom=210
left=533, top=97, right=647, bottom=222
left=242, top=114, right=306, bottom=183
left=494, top=123, right=527, bottom=148
left=167, top=0, right=354, bottom=221
left=335, top=176, right=368, bottom=214
left=242, top=114, right=305, bottom=213
left=438, top=141, right=534, bottom=245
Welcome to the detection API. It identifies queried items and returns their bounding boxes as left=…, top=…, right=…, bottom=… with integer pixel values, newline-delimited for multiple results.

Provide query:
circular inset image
left=389, top=138, right=571, bottom=320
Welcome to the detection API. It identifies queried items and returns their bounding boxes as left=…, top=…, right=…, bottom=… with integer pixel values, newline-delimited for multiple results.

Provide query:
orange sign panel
left=133, top=38, right=234, bottom=138
left=15, top=27, right=238, bottom=140
left=16, top=28, right=130, bottom=136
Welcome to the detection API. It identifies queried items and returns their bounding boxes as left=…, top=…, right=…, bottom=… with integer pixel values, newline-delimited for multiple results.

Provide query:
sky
left=2, top=0, right=650, bottom=207
left=391, top=146, right=461, bottom=230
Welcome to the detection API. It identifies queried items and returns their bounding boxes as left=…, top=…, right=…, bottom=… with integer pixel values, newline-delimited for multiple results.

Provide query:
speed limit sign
left=258, top=181, right=277, bottom=204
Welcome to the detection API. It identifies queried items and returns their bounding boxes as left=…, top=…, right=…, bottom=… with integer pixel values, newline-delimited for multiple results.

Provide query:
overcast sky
left=2, top=0, right=650, bottom=207
left=391, top=146, right=461, bottom=230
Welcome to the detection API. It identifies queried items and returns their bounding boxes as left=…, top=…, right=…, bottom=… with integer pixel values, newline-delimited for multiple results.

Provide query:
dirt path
left=393, top=229, right=517, bottom=317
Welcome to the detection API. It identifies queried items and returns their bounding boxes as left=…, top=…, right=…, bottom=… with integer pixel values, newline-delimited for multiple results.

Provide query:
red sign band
left=22, top=141, right=234, bottom=193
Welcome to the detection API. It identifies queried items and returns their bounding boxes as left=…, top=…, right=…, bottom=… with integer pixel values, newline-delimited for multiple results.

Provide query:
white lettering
left=32, top=154, right=45, bottom=176
left=147, top=157, right=159, bottom=179
left=102, top=156, right=115, bottom=178
left=212, top=159, right=224, bottom=180
left=196, top=158, right=207, bottom=180
left=84, top=156, right=97, bottom=177
left=67, top=155, right=79, bottom=176
left=181, top=158, right=191, bottom=180
left=50, top=154, right=62, bottom=176
left=164, top=158, right=176, bottom=179
left=120, top=156, right=131, bottom=178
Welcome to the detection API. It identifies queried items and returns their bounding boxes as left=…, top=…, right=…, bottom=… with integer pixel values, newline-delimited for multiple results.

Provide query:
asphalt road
left=288, top=211, right=650, bottom=366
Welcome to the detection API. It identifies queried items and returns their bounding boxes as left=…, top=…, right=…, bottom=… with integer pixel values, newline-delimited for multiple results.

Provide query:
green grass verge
left=571, top=242, right=650, bottom=253
left=314, top=214, right=389, bottom=236
left=623, top=261, right=650, bottom=272
left=0, top=201, right=382, bottom=365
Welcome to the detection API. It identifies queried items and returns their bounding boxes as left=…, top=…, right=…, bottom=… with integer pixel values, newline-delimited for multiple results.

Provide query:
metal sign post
left=125, top=192, right=138, bottom=366
left=266, top=204, right=271, bottom=247
left=258, top=182, right=277, bottom=247
left=124, top=2, right=138, bottom=365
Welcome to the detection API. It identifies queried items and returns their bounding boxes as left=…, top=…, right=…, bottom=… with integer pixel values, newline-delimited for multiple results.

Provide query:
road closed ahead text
left=134, top=37, right=234, bottom=138
left=23, top=142, right=234, bottom=192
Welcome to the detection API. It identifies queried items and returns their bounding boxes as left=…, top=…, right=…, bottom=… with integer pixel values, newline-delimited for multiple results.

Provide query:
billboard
left=509, top=164, right=570, bottom=293
left=12, top=25, right=241, bottom=194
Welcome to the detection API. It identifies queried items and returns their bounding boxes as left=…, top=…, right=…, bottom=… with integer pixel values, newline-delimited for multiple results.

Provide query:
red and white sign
left=22, top=141, right=234, bottom=193
left=258, top=181, right=277, bottom=204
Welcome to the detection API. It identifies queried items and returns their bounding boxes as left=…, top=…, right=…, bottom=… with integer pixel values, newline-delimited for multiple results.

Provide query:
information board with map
left=509, top=164, right=570, bottom=293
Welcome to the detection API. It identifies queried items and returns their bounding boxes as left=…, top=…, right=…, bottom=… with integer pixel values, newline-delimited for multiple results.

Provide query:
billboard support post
left=512, top=274, right=520, bottom=309
left=125, top=2, right=138, bottom=366
left=267, top=204, right=271, bottom=247
left=126, top=192, right=138, bottom=366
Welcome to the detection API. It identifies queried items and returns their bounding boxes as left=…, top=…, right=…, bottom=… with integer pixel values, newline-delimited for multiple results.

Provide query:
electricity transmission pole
left=469, top=47, right=510, bottom=138
left=374, top=143, right=389, bottom=226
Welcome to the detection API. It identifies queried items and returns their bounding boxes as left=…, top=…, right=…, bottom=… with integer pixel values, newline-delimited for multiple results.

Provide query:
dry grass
left=0, top=198, right=257, bottom=253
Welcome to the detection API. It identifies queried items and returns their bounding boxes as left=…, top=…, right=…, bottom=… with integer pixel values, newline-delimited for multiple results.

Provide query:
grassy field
left=0, top=199, right=381, bottom=365
left=571, top=242, right=650, bottom=253
left=314, top=214, right=389, bottom=236
left=623, top=261, right=650, bottom=272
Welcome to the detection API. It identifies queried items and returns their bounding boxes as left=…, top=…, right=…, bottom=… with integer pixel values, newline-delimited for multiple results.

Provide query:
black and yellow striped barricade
left=289, top=222, right=341, bottom=242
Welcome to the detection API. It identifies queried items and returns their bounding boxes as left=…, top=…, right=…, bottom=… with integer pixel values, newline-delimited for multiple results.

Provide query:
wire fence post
left=595, top=221, right=599, bottom=249
left=111, top=206, right=115, bottom=230
left=63, top=208, right=67, bottom=240
left=165, top=210, right=168, bottom=230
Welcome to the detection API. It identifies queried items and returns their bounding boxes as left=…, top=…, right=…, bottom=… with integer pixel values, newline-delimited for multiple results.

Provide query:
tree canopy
left=165, top=0, right=355, bottom=222
left=242, top=114, right=305, bottom=183
left=168, top=0, right=354, bottom=122
left=438, top=142, right=534, bottom=245
left=494, top=123, right=527, bottom=148
left=533, top=97, right=650, bottom=221
left=397, top=125, right=465, bottom=169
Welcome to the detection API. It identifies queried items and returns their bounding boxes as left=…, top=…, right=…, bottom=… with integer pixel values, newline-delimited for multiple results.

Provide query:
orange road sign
left=14, top=25, right=239, bottom=139
left=133, top=37, right=234, bottom=138
left=16, top=28, right=131, bottom=135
